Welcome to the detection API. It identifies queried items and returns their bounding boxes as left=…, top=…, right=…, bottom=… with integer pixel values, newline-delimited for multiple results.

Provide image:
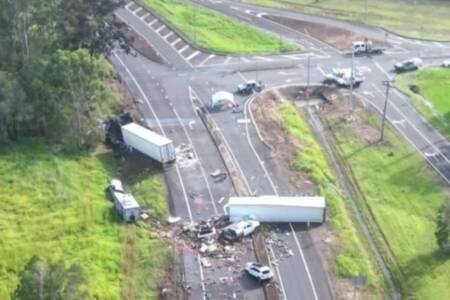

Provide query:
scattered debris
left=176, top=143, right=196, bottom=168
left=167, top=216, right=182, bottom=224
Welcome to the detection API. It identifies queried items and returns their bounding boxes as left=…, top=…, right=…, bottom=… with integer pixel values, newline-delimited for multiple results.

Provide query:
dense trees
left=0, top=0, right=127, bottom=149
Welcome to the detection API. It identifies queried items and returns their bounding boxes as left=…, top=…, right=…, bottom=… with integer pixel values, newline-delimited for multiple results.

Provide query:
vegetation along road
left=137, top=0, right=298, bottom=54
left=247, top=0, right=450, bottom=41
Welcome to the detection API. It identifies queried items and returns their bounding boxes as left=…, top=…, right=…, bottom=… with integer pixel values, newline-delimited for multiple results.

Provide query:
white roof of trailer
left=229, top=196, right=325, bottom=208
left=122, top=123, right=171, bottom=146
left=114, top=192, right=140, bottom=210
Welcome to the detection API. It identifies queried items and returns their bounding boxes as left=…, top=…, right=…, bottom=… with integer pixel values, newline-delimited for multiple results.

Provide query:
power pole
left=380, top=80, right=393, bottom=141
left=192, top=6, right=197, bottom=44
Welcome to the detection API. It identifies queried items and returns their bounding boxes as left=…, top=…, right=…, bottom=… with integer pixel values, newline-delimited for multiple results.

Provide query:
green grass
left=0, top=141, right=172, bottom=299
left=280, top=103, right=385, bottom=295
left=396, top=68, right=450, bottom=140
left=247, top=0, right=450, bottom=41
left=325, top=111, right=450, bottom=299
left=137, top=0, right=297, bottom=54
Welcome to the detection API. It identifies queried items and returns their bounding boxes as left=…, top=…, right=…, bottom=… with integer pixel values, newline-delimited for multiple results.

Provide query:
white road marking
left=132, top=7, right=142, bottom=14
left=125, top=2, right=134, bottom=9
left=373, top=61, right=391, bottom=78
left=171, top=38, right=181, bottom=46
left=178, top=45, right=189, bottom=54
left=198, top=54, right=216, bottom=67
left=140, top=13, right=150, bottom=20
left=237, top=71, right=248, bottom=82
left=241, top=57, right=250, bottom=63
left=316, top=65, right=326, bottom=76
left=148, top=19, right=158, bottom=27
left=155, top=24, right=166, bottom=33
left=253, top=56, right=272, bottom=61
left=186, top=51, right=201, bottom=61
left=163, top=31, right=174, bottom=39
left=392, top=119, right=407, bottom=128
left=224, top=56, right=232, bottom=64
left=257, top=12, right=267, bottom=18
left=237, top=118, right=250, bottom=124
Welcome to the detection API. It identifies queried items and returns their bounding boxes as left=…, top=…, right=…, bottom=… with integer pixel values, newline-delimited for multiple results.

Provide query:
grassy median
left=0, top=141, right=171, bottom=299
left=137, top=0, right=297, bottom=54
left=280, top=103, right=385, bottom=295
left=324, top=109, right=450, bottom=299
left=248, top=0, right=450, bottom=41
left=396, top=68, right=450, bottom=140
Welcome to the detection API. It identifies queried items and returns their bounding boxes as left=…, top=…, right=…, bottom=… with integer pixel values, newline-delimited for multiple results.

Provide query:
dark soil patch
left=112, top=15, right=165, bottom=64
left=266, top=15, right=387, bottom=51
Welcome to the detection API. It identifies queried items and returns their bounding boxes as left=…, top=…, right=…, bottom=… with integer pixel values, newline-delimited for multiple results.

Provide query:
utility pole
left=349, top=48, right=355, bottom=113
left=279, top=31, right=282, bottom=53
left=380, top=80, right=393, bottom=141
left=192, top=6, right=197, bottom=44
left=364, top=0, right=368, bottom=22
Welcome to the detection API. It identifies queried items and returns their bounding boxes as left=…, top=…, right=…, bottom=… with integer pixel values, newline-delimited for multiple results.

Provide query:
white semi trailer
left=121, top=123, right=176, bottom=163
left=228, top=196, right=326, bottom=223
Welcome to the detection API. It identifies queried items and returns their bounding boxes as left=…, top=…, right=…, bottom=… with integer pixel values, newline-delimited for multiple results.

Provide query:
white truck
left=121, top=123, right=176, bottom=163
left=352, top=40, right=384, bottom=56
left=228, top=196, right=326, bottom=223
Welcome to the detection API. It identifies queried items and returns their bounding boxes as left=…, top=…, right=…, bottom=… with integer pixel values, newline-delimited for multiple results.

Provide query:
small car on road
left=323, top=68, right=364, bottom=88
left=197, top=223, right=216, bottom=240
left=236, top=80, right=264, bottom=95
left=222, top=220, right=260, bottom=241
left=245, top=262, right=274, bottom=282
left=441, top=60, right=450, bottom=68
left=394, top=58, right=422, bottom=73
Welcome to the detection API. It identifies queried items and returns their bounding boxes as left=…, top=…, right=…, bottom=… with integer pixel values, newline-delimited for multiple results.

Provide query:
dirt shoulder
left=266, top=15, right=386, bottom=51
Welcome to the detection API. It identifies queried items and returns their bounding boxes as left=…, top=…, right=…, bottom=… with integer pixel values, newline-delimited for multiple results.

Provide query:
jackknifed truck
left=121, top=122, right=176, bottom=163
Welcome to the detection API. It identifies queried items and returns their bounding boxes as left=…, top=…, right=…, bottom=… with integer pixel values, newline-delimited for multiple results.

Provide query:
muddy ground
left=250, top=85, right=379, bottom=300
left=267, top=15, right=387, bottom=51
left=112, top=15, right=165, bottom=64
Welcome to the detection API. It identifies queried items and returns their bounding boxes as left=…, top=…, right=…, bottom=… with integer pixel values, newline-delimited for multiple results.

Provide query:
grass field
left=396, top=68, right=450, bottom=140
left=0, top=141, right=172, bottom=299
left=280, top=103, right=385, bottom=295
left=247, top=0, right=450, bottom=41
left=325, top=110, right=450, bottom=299
left=137, top=0, right=297, bottom=54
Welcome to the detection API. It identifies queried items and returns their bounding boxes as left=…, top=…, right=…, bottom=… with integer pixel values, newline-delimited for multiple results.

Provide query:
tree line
left=0, top=0, right=129, bottom=150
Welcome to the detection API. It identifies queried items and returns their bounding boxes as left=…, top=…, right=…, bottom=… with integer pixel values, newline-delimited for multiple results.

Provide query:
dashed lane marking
left=171, top=38, right=181, bottom=46
left=198, top=54, right=215, bottom=67
left=155, top=24, right=166, bottom=33
left=163, top=31, right=174, bottom=39
left=178, top=45, right=189, bottom=54
left=186, top=51, right=201, bottom=61
left=148, top=19, right=157, bottom=26
left=140, top=13, right=150, bottom=20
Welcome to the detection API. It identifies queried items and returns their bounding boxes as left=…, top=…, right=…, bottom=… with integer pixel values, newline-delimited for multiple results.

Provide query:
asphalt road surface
left=112, top=1, right=450, bottom=299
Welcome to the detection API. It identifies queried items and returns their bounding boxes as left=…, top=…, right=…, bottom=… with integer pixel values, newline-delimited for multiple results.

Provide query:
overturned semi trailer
left=228, top=196, right=326, bottom=224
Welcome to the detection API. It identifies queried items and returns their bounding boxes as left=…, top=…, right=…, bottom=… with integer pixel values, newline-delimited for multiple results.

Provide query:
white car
left=323, top=68, right=364, bottom=88
left=245, top=262, right=274, bottom=281
left=223, top=220, right=260, bottom=241
left=106, top=179, right=124, bottom=200
left=394, top=58, right=422, bottom=72
left=441, top=60, right=450, bottom=68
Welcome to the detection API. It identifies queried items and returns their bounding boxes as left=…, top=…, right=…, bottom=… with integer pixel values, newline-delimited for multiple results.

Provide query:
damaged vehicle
left=236, top=80, right=264, bottom=95
left=197, top=223, right=216, bottom=240
left=222, top=220, right=260, bottom=241
left=106, top=179, right=124, bottom=200
left=245, top=262, right=274, bottom=282
left=323, top=68, right=364, bottom=88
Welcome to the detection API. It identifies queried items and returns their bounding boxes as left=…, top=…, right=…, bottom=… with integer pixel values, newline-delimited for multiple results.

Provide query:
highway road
left=112, top=1, right=450, bottom=299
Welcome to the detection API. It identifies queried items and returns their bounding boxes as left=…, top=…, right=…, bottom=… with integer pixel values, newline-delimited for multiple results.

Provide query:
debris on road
left=167, top=216, right=182, bottom=224
left=176, top=143, right=196, bottom=168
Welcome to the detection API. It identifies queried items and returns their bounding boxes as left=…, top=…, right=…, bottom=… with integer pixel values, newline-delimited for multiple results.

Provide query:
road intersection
left=112, top=1, right=450, bottom=299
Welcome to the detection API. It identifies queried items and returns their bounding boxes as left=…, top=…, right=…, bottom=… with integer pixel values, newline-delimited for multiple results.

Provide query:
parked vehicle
left=394, top=58, right=422, bottom=73
left=236, top=80, right=264, bottom=95
left=222, top=220, right=260, bottom=241
left=245, top=262, right=274, bottom=282
left=229, top=196, right=326, bottom=223
left=352, top=41, right=384, bottom=56
left=323, top=68, right=364, bottom=88
left=197, top=223, right=216, bottom=240
left=121, top=123, right=175, bottom=163
left=441, top=60, right=450, bottom=68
